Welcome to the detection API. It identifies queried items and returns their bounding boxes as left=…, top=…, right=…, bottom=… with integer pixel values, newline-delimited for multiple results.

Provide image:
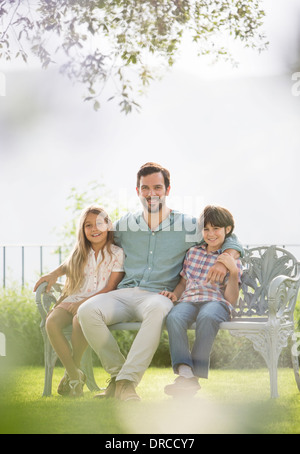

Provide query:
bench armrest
left=268, top=268, right=300, bottom=321
left=35, top=282, right=63, bottom=324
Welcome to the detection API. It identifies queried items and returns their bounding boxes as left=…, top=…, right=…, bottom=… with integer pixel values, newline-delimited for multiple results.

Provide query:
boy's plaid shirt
left=179, top=244, right=243, bottom=307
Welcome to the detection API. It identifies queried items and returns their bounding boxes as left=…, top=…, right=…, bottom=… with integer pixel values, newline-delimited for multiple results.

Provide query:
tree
left=0, top=0, right=268, bottom=113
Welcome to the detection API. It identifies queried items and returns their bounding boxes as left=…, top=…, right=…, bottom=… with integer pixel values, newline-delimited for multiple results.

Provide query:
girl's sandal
left=57, top=370, right=70, bottom=396
left=69, top=370, right=86, bottom=397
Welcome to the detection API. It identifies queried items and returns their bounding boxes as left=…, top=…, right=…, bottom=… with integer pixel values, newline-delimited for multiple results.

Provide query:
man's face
left=136, top=172, right=170, bottom=213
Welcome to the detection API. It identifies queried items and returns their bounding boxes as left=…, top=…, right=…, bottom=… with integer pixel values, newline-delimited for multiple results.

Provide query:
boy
left=162, top=205, right=243, bottom=397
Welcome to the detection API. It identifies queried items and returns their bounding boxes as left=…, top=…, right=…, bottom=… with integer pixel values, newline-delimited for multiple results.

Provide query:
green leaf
left=93, top=100, right=100, bottom=111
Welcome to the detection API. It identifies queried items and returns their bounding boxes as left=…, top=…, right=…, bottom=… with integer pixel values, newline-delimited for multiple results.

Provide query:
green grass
left=0, top=365, right=300, bottom=434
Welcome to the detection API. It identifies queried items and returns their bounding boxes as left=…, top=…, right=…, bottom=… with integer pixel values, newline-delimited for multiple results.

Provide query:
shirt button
left=150, top=251, right=153, bottom=254
left=152, top=232, right=155, bottom=236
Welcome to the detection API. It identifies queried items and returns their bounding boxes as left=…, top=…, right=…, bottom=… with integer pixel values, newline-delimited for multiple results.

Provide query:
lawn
left=0, top=365, right=299, bottom=435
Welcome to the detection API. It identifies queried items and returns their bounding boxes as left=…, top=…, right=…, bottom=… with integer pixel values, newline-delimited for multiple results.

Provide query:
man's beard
left=142, top=196, right=164, bottom=213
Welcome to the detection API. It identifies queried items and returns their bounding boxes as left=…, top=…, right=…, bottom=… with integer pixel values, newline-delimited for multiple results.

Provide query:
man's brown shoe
left=94, top=377, right=116, bottom=399
left=164, top=376, right=201, bottom=397
left=115, top=379, right=141, bottom=401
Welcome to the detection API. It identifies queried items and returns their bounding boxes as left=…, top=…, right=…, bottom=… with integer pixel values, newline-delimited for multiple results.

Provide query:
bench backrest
left=36, top=246, right=299, bottom=322
left=236, top=246, right=299, bottom=317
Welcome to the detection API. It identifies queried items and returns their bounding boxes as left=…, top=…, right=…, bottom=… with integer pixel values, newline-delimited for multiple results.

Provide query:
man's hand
left=217, top=252, right=238, bottom=276
left=205, top=261, right=227, bottom=284
left=205, top=249, right=240, bottom=284
left=33, top=272, right=58, bottom=293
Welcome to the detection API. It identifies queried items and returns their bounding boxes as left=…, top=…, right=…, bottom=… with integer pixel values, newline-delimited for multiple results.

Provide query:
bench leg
left=41, top=327, right=99, bottom=395
left=80, top=347, right=100, bottom=392
left=228, top=325, right=293, bottom=398
left=269, top=339, right=279, bottom=399
left=228, top=329, right=276, bottom=397
left=43, top=363, right=55, bottom=397
left=291, top=332, right=300, bottom=391
left=42, top=334, right=58, bottom=397
left=267, top=325, right=296, bottom=398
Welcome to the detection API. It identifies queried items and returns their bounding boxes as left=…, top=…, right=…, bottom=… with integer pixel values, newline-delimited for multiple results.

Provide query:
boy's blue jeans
left=166, top=300, right=231, bottom=379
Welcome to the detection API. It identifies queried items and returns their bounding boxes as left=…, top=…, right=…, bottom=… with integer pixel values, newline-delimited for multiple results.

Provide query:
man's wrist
left=228, top=269, right=239, bottom=279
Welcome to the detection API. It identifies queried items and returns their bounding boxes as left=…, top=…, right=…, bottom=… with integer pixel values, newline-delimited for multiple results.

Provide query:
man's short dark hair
left=136, top=162, right=170, bottom=189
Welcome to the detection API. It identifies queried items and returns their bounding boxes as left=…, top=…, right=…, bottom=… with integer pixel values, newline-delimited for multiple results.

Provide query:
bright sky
left=0, top=0, right=300, bottom=283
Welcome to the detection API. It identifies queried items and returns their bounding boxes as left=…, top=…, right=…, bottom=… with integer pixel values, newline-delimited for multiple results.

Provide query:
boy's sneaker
left=164, top=376, right=201, bottom=397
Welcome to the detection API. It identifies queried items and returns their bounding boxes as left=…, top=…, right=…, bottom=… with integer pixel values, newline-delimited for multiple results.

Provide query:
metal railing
left=1, top=243, right=300, bottom=288
left=0, top=244, right=66, bottom=288
left=244, top=244, right=300, bottom=253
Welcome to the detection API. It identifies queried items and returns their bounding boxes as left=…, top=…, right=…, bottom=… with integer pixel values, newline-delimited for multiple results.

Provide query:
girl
left=46, top=205, right=124, bottom=397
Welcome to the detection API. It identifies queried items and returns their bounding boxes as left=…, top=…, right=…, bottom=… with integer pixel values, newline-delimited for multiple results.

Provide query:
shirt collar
left=88, top=247, right=104, bottom=259
left=198, top=243, right=222, bottom=254
left=135, top=209, right=178, bottom=231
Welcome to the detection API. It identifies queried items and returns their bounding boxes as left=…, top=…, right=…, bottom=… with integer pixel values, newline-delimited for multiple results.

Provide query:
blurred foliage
left=0, top=0, right=268, bottom=113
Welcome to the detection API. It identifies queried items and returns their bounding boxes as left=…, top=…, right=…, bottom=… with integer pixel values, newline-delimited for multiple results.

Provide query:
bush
left=0, top=286, right=44, bottom=366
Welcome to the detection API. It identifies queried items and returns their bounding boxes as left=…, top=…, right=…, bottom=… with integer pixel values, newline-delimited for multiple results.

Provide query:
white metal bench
left=36, top=245, right=300, bottom=398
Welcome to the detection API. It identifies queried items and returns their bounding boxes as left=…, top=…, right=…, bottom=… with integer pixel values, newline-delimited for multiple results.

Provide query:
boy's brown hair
left=199, top=205, right=235, bottom=238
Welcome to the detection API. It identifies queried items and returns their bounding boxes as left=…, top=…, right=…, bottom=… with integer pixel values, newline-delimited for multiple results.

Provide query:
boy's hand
left=160, top=290, right=178, bottom=303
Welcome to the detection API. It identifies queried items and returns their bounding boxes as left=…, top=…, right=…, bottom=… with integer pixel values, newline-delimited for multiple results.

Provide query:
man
left=34, top=162, right=243, bottom=401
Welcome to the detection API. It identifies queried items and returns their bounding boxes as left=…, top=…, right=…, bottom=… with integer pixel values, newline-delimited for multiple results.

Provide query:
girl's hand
left=67, top=300, right=88, bottom=317
left=160, top=290, right=178, bottom=303
left=33, top=272, right=58, bottom=293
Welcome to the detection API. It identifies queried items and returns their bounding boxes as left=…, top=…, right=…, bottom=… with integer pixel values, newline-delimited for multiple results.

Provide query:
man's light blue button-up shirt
left=113, top=210, right=243, bottom=293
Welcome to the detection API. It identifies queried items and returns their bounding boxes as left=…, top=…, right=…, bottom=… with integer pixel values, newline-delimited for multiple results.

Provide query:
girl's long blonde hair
left=59, top=205, right=114, bottom=302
